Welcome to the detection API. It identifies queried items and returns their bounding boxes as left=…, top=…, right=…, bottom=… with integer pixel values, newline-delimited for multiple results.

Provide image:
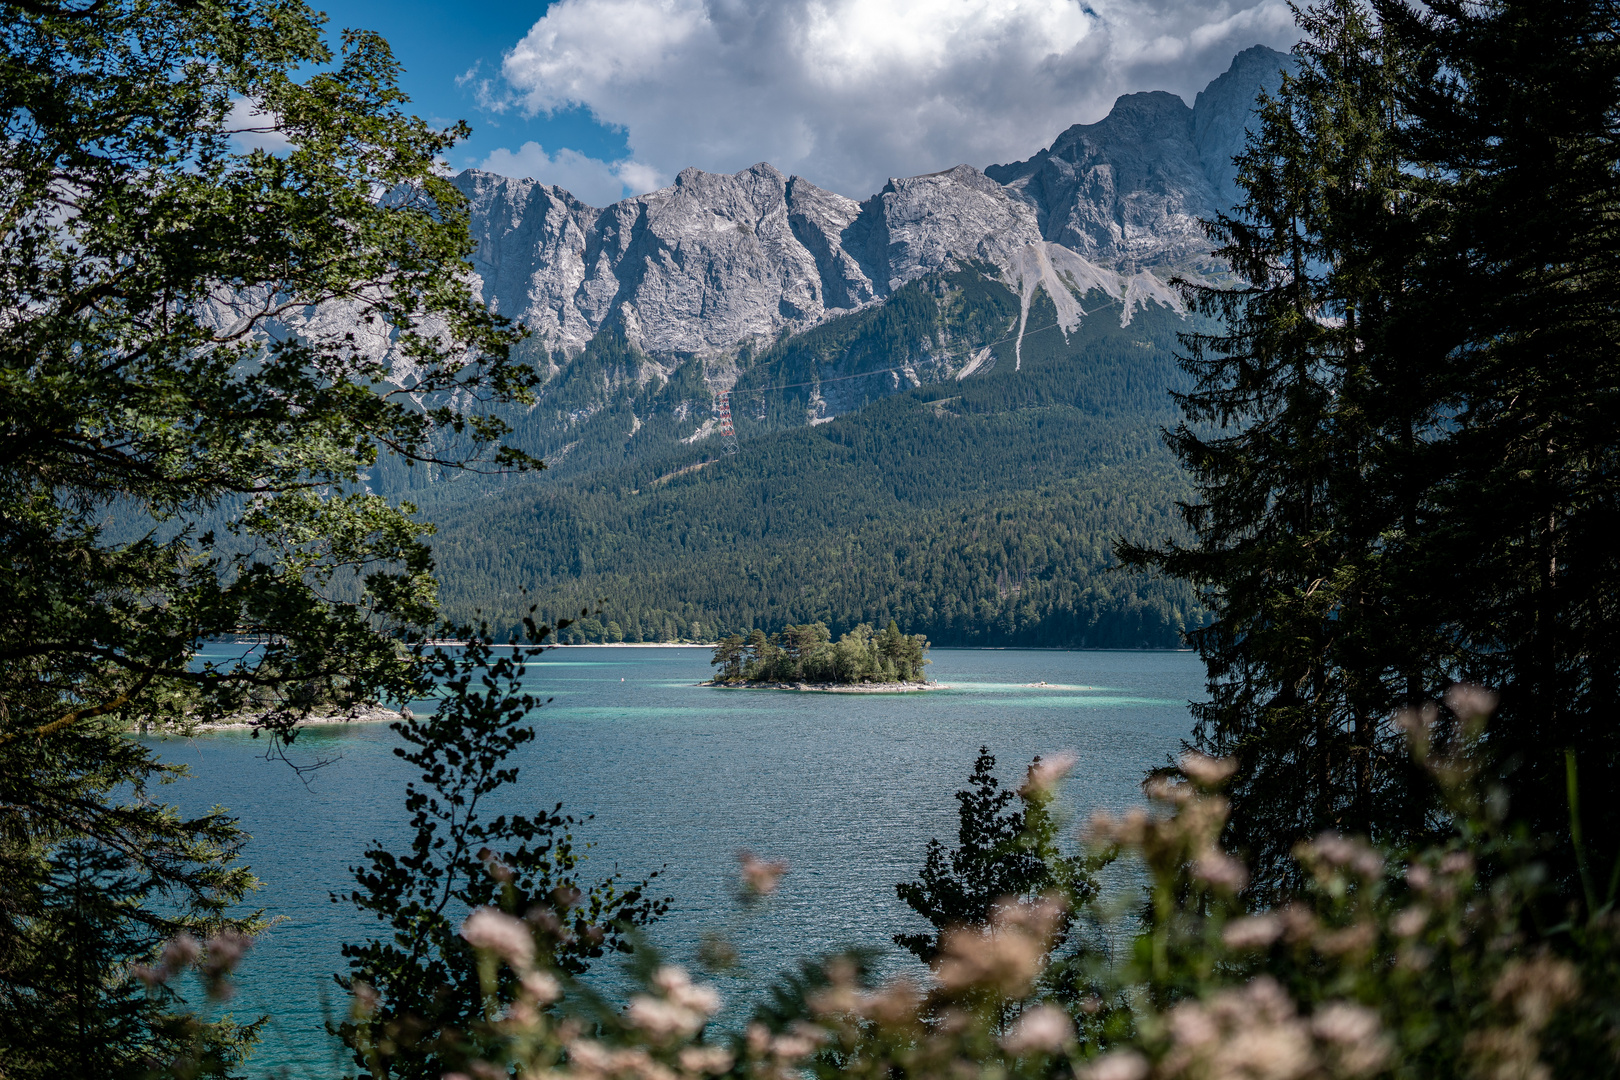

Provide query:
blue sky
left=314, top=0, right=629, bottom=162
left=311, top=0, right=1300, bottom=207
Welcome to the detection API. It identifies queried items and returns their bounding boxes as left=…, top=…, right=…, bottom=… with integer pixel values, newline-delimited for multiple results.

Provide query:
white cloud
left=613, top=159, right=668, bottom=196
left=489, top=0, right=1299, bottom=199
left=224, top=98, right=294, bottom=154
left=476, top=142, right=668, bottom=206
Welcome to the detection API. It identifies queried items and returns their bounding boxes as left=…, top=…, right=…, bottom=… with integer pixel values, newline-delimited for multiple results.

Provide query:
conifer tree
left=1376, top=0, right=1620, bottom=909
left=1130, top=0, right=1620, bottom=909
left=1123, top=1, right=1444, bottom=897
left=336, top=629, right=667, bottom=1080
left=894, top=748, right=1094, bottom=963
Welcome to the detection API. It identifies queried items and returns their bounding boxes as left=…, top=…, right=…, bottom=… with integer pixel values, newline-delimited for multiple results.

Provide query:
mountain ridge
left=452, top=45, right=1293, bottom=370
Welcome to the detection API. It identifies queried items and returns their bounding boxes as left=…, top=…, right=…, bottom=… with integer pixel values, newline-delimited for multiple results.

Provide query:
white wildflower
left=1311, top=1002, right=1381, bottom=1044
left=461, top=907, right=536, bottom=972
left=1179, top=752, right=1237, bottom=787
left=678, top=1046, right=735, bottom=1074
left=1223, top=915, right=1284, bottom=950
left=1083, top=1050, right=1150, bottom=1080
left=1024, top=752, right=1079, bottom=794
left=1194, top=850, right=1250, bottom=893
left=522, top=970, right=561, bottom=1004
left=738, top=850, right=788, bottom=896
left=627, top=995, right=707, bottom=1040
left=1002, top=1003, right=1074, bottom=1055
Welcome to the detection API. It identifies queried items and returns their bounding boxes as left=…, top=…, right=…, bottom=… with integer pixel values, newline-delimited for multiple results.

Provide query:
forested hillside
left=422, top=275, right=1205, bottom=647
left=371, top=264, right=1034, bottom=491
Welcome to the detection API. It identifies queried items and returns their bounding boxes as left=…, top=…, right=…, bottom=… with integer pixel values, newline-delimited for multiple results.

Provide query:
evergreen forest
left=420, top=283, right=1205, bottom=648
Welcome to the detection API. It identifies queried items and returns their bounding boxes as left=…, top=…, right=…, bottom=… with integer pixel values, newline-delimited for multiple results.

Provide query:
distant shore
left=701, top=680, right=937, bottom=694
left=423, top=640, right=711, bottom=648
left=559, top=642, right=712, bottom=648
left=144, top=704, right=409, bottom=734
left=418, top=641, right=1193, bottom=652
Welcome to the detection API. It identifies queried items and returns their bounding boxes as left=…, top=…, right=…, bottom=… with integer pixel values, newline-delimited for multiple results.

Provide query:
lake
left=148, top=646, right=1204, bottom=1076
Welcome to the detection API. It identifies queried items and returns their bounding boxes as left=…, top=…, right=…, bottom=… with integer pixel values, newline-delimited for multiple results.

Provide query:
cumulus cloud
left=476, top=142, right=667, bottom=206
left=486, top=0, right=1299, bottom=200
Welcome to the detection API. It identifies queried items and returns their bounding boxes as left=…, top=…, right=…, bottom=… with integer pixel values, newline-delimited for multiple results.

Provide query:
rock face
left=455, top=162, right=1047, bottom=357
left=985, top=45, right=1294, bottom=269
left=1194, top=45, right=1298, bottom=213
left=840, top=166, right=1043, bottom=293
left=454, top=46, right=1294, bottom=361
left=986, top=90, right=1220, bottom=269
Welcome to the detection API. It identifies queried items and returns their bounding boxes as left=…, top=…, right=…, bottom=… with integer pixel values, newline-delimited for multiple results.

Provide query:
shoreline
left=418, top=642, right=1192, bottom=652
left=700, top=680, right=937, bottom=694
left=144, top=705, right=409, bottom=734
left=207, top=638, right=1191, bottom=653
left=421, top=640, right=712, bottom=648
left=554, top=642, right=711, bottom=648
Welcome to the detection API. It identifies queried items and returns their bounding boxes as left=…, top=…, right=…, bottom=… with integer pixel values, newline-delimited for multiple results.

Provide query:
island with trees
left=707, top=619, right=932, bottom=690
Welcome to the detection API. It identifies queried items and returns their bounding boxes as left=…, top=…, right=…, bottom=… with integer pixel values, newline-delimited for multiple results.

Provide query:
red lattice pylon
left=715, top=391, right=739, bottom=456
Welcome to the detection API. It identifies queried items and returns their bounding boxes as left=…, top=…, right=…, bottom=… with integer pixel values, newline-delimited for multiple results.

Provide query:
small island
left=705, top=620, right=932, bottom=691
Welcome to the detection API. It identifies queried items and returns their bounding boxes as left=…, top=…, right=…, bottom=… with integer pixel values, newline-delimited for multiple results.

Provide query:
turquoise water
left=148, top=646, right=1204, bottom=1076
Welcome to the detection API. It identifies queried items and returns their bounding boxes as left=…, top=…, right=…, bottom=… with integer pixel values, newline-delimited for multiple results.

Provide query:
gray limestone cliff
left=454, top=161, right=1049, bottom=359
left=1194, top=45, right=1298, bottom=214
left=985, top=45, right=1294, bottom=270
left=454, top=46, right=1294, bottom=364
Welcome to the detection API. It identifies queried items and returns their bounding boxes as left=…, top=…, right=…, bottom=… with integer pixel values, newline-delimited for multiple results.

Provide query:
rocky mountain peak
left=1060, top=90, right=1193, bottom=148
left=987, top=88, right=1211, bottom=268
left=985, top=49, right=1293, bottom=271
left=843, top=165, right=1040, bottom=294
left=1193, top=44, right=1295, bottom=211
left=453, top=46, right=1295, bottom=361
left=453, top=159, right=1051, bottom=358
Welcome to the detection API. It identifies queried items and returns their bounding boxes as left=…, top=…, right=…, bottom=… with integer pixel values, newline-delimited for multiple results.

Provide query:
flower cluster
left=131, top=928, right=255, bottom=1001
left=436, top=905, right=733, bottom=1080
left=737, top=851, right=788, bottom=899
left=1088, top=977, right=1389, bottom=1080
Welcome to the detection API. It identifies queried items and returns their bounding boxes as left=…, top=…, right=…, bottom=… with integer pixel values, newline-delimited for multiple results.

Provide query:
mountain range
left=391, top=46, right=1295, bottom=648
left=454, top=44, right=1287, bottom=367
